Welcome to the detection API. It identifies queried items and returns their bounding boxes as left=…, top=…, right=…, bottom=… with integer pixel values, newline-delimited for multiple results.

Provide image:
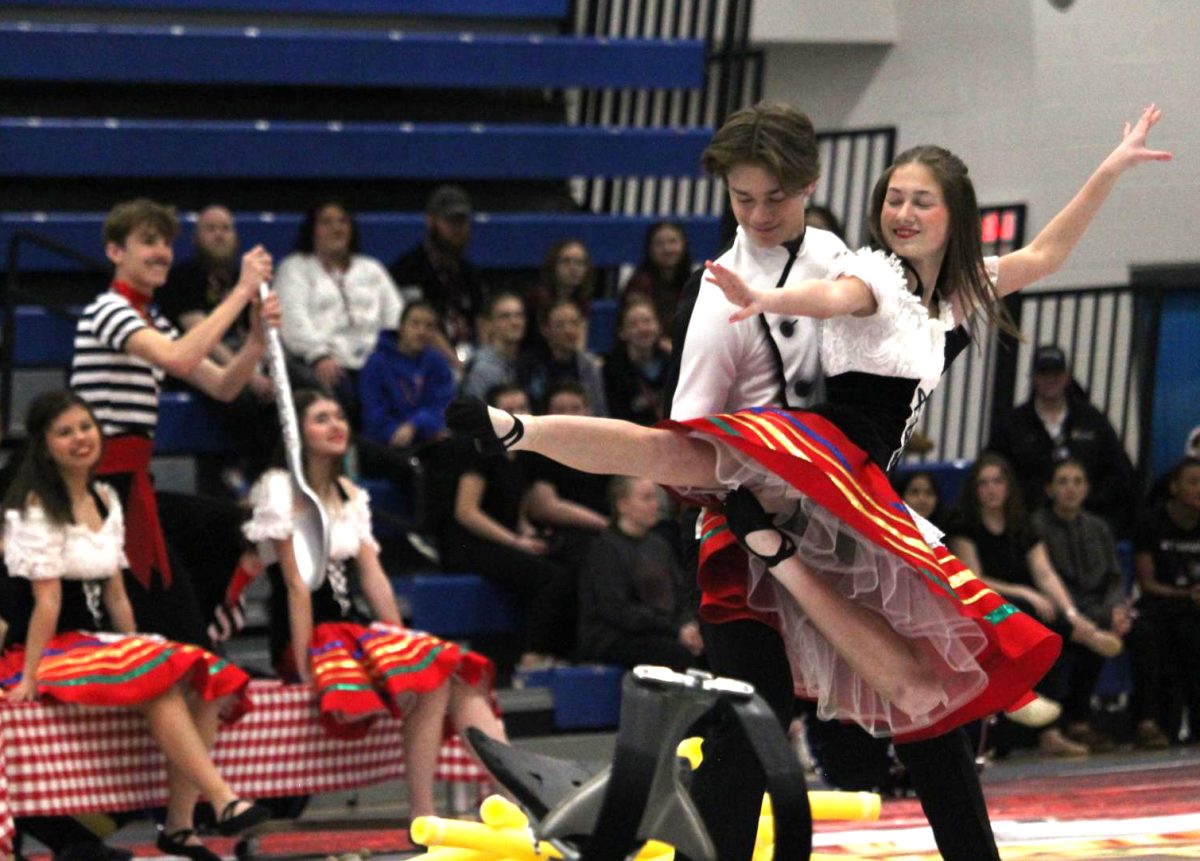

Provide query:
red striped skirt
left=0, top=631, right=251, bottom=722
left=304, top=621, right=494, bottom=740
left=660, top=407, right=1060, bottom=741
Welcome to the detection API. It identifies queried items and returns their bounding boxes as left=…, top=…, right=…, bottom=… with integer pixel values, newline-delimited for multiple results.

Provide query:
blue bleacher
left=9, top=306, right=79, bottom=366
left=0, top=118, right=713, bottom=180
left=0, top=213, right=722, bottom=272
left=5, top=0, right=568, bottom=18
left=154, top=391, right=234, bottom=454
left=392, top=573, right=522, bottom=638
left=895, top=459, right=972, bottom=507
left=515, top=665, right=624, bottom=730
left=0, top=25, right=704, bottom=91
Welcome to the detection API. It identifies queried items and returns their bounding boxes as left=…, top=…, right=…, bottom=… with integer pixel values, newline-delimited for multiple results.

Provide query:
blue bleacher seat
left=515, top=665, right=624, bottom=730
left=0, top=212, right=723, bottom=271
left=0, top=24, right=705, bottom=91
left=154, top=391, right=234, bottom=454
left=391, top=573, right=522, bottom=638
left=0, top=118, right=713, bottom=180
left=9, top=306, right=78, bottom=366
left=5, top=0, right=569, bottom=18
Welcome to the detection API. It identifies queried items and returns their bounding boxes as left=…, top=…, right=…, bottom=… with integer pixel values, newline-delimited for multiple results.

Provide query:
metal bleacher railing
left=907, top=203, right=1153, bottom=484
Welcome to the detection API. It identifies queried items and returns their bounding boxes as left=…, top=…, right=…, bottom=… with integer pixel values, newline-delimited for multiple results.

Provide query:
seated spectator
left=518, top=299, right=608, bottom=415
left=577, top=477, right=702, bottom=671
left=895, top=470, right=946, bottom=530
left=243, top=390, right=506, bottom=818
left=523, top=382, right=610, bottom=542
left=1031, top=458, right=1132, bottom=751
left=604, top=296, right=670, bottom=426
left=987, top=345, right=1136, bottom=536
left=1126, top=455, right=1200, bottom=748
left=439, top=385, right=576, bottom=669
left=525, top=239, right=595, bottom=350
left=70, top=198, right=276, bottom=647
left=620, top=221, right=693, bottom=343
left=804, top=204, right=844, bottom=239
left=945, top=452, right=1122, bottom=756
left=157, top=204, right=277, bottom=491
left=389, top=185, right=484, bottom=370
left=359, top=300, right=455, bottom=452
left=1, top=392, right=269, bottom=861
left=275, top=201, right=403, bottom=425
left=461, top=292, right=526, bottom=401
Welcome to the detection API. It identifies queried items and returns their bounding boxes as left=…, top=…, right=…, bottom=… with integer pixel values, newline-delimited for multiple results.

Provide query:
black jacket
left=988, top=396, right=1136, bottom=537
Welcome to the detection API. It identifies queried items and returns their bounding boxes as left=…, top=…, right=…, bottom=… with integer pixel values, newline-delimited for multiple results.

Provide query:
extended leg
left=894, top=729, right=1000, bottom=861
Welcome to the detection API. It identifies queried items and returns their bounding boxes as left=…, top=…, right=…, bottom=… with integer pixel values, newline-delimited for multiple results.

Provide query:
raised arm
left=704, top=260, right=876, bottom=322
left=183, top=291, right=281, bottom=402
left=123, top=246, right=273, bottom=378
left=996, top=104, right=1170, bottom=297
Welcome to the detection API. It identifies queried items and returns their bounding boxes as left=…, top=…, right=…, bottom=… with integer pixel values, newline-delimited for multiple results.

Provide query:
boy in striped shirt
left=70, top=198, right=278, bottom=644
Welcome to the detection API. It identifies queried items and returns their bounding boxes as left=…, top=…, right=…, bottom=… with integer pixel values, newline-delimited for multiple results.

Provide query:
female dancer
left=242, top=389, right=506, bottom=819
left=449, top=104, right=1168, bottom=854
left=1, top=392, right=269, bottom=861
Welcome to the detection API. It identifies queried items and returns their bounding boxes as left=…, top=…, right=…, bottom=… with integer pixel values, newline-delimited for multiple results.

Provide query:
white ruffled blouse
left=3, top=484, right=128, bottom=581
left=242, top=469, right=380, bottom=566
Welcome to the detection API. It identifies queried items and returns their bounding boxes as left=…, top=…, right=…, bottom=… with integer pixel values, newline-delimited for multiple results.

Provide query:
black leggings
left=687, top=619, right=999, bottom=861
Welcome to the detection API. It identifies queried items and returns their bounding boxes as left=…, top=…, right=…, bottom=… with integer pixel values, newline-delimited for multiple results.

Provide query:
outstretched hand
left=705, top=260, right=768, bottom=323
left=1106, top=103, right=1172, bottom=173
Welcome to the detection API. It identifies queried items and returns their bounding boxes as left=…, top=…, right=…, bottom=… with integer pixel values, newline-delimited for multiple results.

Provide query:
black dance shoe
left=445, top=395, right=524, bottom=456
left=723, top=487, right=796, bottom=566
left=213, top=799, right=270, bottom=836
left=156, top=829, right=222, bottom=861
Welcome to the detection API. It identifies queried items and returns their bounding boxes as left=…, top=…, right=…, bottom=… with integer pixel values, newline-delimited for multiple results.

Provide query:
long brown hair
left=869, top=145, right=1018, bottom=337
left=2, top=391, right=100, bottom=526
left=956, top=452, right=1027, bottom=533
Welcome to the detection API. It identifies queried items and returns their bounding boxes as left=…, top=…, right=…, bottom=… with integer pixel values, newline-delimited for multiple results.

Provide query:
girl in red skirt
left=448, top=104, right=1169, bottom=741
left=242, top=389, right=505, bottom=819
left=1, top=391, right=269, bottom=861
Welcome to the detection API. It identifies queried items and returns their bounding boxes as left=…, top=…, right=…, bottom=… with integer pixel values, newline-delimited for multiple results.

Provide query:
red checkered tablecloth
left=0, top=680, right=491, bottom=855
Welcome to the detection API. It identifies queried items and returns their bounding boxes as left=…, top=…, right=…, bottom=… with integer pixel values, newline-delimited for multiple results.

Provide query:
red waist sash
left=95, top=434, right=171, bottom=588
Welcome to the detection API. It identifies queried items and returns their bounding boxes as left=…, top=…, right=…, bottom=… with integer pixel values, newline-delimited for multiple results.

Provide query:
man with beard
left=159, top=205, right=276, bottom=489
left=390, top=185, right=485, bottom=371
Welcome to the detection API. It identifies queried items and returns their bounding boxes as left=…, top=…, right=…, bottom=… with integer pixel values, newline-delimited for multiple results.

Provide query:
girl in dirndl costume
left=447, top=104, right=1169, bottom=742
left=243, top=389, right=505, bottom=820
left=0, top=392, right=269, bottom=861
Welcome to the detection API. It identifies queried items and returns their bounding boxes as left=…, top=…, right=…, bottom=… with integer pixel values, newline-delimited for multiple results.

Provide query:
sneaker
left=1007, top=695, right=1062, bottom=728
left=1134, top=720, right=1171, bottom=749
left=1038, top=727, right=1089, bottom=757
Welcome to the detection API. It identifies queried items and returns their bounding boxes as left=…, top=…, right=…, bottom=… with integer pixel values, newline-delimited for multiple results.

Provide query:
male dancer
left=665, top=102, right=1000, bottom=861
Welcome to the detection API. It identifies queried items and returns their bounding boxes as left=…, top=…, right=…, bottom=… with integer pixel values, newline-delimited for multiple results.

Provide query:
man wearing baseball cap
left=390, top=184, right=485, bottom=369
left=988, top=344, right=1137, bottom=536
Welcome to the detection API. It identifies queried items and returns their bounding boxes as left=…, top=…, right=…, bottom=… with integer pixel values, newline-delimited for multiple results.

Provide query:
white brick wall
left=758, top=0, right=1199, bottom=289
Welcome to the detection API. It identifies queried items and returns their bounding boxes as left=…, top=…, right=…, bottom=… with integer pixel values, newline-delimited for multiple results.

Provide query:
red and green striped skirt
left=660, top=406, right=1060, bottom=741
left=0, top=630, right=251, bottom=721
left=303, top=621, right=494, bottom=740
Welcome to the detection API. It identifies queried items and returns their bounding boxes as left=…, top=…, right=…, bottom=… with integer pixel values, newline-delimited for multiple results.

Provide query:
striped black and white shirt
left=70, top=290, right=179, bottom=437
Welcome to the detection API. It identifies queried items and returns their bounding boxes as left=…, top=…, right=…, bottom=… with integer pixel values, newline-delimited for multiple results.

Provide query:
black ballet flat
left=213, top=799, right=270, bottom=836
left=156, top=829, right=222, bottom=861
left=445, top=395, right=524, bottom=456
left=723, top=487, right=796, bottom=566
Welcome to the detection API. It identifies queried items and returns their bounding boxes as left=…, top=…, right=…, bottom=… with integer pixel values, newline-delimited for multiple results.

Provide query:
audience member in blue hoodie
left=360, top=301, right=456, bottom=450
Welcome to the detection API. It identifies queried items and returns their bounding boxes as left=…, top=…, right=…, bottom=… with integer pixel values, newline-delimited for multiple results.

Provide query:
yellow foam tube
left=420, top=849, right=498, bottom=860
left=410, top=816, right=562, bottom=860
left=809, top=790, right=880, bottom=821
left=633, top=840, right=675, bottom=859
left=479, top=795, right=530, bottom=830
